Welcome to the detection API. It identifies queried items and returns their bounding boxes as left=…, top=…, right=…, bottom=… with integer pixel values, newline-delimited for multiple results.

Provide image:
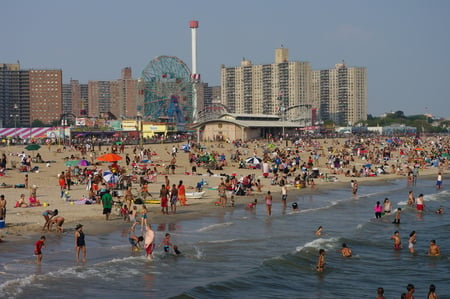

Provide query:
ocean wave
left=197, top=222, right=234, bottom=232
left=295, top=237, right=340, bottom=252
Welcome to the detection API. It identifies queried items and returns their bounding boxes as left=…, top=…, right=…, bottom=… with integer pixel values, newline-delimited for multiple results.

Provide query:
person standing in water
left=265, top=191, right=272, bottom=216
left=144, top=224, right=155, bottom=260
left=390, top=230, right=402, bottom=250
left=408, top=231, right=416, bottom=254
left=374, top=201, right=383, bottom=219
left=316, top=249, right=326, bottom=272
left=74, top=224, right=86, bottom=263
left=34, top=236, right=46, bottom=264
left=340, top=243, right=352, bottom=257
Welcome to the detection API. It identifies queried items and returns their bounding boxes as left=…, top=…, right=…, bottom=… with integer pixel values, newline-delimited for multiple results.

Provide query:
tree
left=31, top=119, right=47, bottom=127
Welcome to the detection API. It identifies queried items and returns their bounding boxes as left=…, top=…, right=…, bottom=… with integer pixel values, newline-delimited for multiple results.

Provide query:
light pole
left=136, top=112, right=143, bottom=148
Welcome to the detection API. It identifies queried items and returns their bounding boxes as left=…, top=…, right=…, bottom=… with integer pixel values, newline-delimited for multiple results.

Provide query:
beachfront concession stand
left=191, top=113, right=299, bottom=142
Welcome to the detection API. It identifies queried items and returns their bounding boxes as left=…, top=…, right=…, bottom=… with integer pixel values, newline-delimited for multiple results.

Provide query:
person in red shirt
left=34, top=236, right=46, bottom=264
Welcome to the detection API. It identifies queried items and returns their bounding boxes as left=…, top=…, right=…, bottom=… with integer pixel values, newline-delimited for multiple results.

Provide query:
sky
left=2, top=0, right=450, bottom=118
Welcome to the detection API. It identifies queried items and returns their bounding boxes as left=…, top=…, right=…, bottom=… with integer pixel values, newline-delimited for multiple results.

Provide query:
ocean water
left=1, top=176, right=449, bottom=299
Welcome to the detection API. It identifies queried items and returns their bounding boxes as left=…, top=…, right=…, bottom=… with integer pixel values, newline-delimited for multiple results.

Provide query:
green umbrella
left=64, top=160, right=80, bottom=167
left=115, top=141, right=123, bottom=145
left=25, top=144, right=41, bottom=151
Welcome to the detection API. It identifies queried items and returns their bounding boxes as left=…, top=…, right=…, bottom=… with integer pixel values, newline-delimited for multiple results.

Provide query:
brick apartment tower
left=29, top=69, right=63, bottom=125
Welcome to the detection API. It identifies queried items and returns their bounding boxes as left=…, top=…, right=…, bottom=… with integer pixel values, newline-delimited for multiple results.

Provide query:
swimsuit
left=76, top=231, right=86, bottom=247
left=408, top=242, right=414, bottom=249
left=164, top=245, right=170, bottom=252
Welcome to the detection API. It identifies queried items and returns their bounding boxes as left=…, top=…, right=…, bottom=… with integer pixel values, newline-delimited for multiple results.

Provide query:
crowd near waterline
left=0, top=135, right=449, bottom=297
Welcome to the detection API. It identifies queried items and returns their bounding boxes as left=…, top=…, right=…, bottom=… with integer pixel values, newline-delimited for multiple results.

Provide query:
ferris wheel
left=138, top=55, right=193, bottom=125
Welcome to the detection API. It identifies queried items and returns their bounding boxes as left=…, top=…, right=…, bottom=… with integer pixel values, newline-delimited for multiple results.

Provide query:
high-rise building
left=62, top=80, right=89, bottom=117
left=312, top=63, right=367, bottom=125
left=220, top=49, right=313, bottom=124
left=1, top=64, right=62, bottom=127
left=88, top=67, right=139, bottom=119
left=29, top=69, right=63, bottom=125
left=220, top=49, right=367, bottom=126
left=0, top=63, right=29, bottom=127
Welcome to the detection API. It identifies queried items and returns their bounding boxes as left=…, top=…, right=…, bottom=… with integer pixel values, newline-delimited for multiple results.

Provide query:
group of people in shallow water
left=375, top=283, right=439, bottom=299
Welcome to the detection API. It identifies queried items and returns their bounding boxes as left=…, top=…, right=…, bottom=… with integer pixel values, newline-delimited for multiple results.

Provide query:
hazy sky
left=2, top=0, right=449, bottom=117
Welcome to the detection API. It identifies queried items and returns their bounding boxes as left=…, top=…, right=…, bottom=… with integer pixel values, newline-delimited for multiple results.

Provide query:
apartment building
left=220, top=48, right=313, bottom=125
left=220, top=49, right=367, bottom=126
left=312, top=63, right=367, bottom=125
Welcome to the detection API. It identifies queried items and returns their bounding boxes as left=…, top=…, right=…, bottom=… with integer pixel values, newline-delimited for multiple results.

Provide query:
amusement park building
left=192, top=113, right=300, bottom=142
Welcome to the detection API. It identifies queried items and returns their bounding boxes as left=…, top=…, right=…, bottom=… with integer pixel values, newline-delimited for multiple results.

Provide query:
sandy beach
left=0, top=136, right=446, bottom=242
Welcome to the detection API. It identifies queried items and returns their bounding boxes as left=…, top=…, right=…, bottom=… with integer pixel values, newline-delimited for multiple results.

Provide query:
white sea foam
left=197, top=222, right=234, bottom=232
left=296, top=237, right=339, bottom=252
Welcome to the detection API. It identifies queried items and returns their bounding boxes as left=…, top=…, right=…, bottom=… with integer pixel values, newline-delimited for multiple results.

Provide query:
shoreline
left=0, top=138, right=446, bottom=244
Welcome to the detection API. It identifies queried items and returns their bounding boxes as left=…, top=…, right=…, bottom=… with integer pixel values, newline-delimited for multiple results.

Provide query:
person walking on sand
left=265, top=190, right=272, bottom=216
left=75, top=224, right=86, bottom=263
left=390, top=230, right=402, bottom=250
left=59, top=171, right=67, bottom=198
left=178, top=180, right=187, bottom=206
left=0, top=194, right=6, bottom=221
left=101, top=190, right=113, bottom=220
left=160, top=184, right=169, bottom=215
left=144, top=224, right=155, bottom=260
left=316, top=249, right=326, bottom=272
left=34, top=235, right=46, bottom=264
left=170, top=184, right=178, bottom=214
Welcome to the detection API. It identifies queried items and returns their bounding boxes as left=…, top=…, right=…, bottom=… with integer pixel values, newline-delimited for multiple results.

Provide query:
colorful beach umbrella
left=25, top=144, right=41, bottom=151
left=97, top=153, right=123, bottom=162
left=78, top=159, right=90, bottom=166
left=245, top=157, right=262, bottom=164
left=64, top=160, right=80, bottom=167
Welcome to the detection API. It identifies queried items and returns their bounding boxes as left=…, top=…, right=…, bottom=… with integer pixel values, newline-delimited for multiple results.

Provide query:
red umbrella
left=97, top=153, right=123, bottom=162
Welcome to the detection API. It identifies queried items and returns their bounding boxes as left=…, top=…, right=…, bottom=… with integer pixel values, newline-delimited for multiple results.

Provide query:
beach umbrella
left=64, top=160, right=80, bottom=167
left=115, top=141, right=122, bottom=145
left=25, top=144, right=41, bottom=151
left=103, top=172, right=119, bottom=183
left=414, top=147, right=424, bottom=151
left=78, top=159, right=90, bottom=166
left=245, top=157, right=262, bottom=164
left=97, top=153, right=123, bottom=162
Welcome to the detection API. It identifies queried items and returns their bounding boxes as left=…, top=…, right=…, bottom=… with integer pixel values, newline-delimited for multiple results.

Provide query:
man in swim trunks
left=144, top=224, right=155, bottom=260
left=416, top=193, right=424, bottom=212
left=390, top=230, right=402, bottom=250
left=428, top=239, right=440, bottom=256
